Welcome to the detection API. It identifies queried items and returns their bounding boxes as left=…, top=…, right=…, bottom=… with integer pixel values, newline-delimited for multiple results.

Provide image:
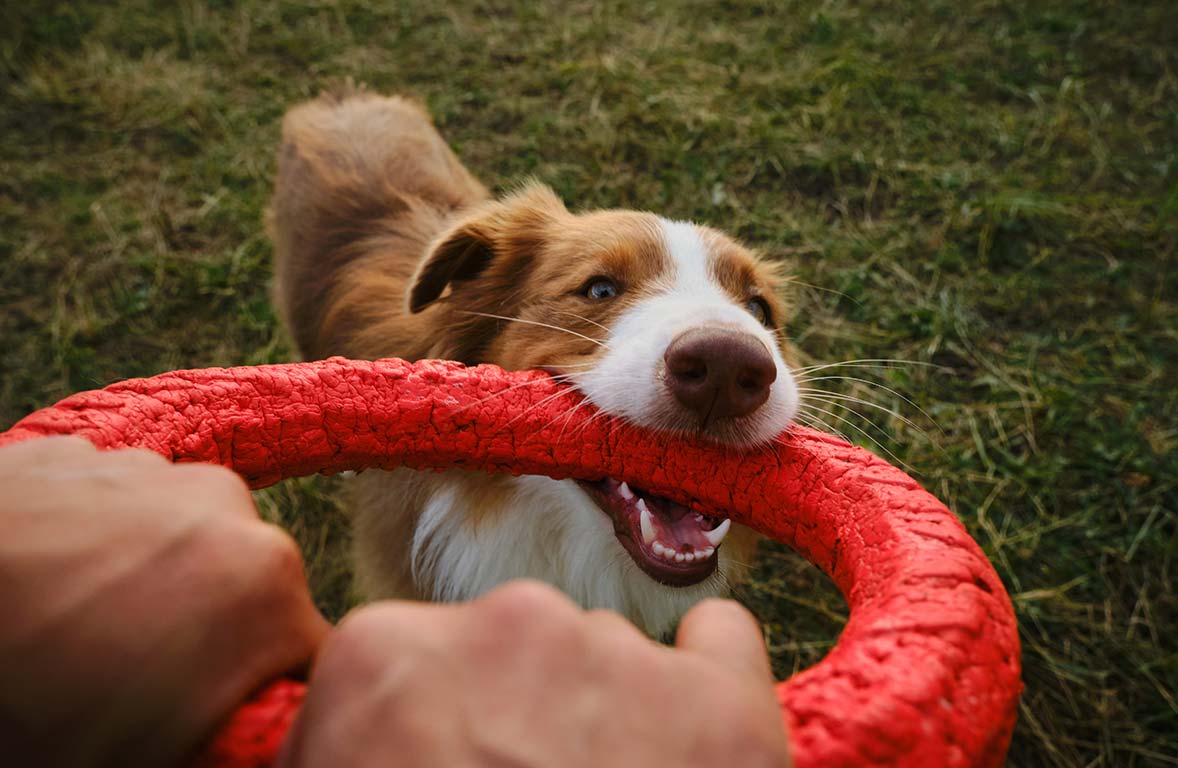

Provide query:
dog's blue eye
left=584, top=278, right=618, bottom=300
left=745, top=297, right=770, bottom=325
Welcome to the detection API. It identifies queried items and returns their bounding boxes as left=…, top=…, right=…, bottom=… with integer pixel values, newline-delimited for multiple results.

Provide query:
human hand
left=0, top=437, right=329, bottom=767
left=280, top=580, right=791, bottom=768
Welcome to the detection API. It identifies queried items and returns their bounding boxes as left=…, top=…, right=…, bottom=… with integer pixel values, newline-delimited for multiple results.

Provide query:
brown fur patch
left=268, top=89, right=488, bottom=361
left=270, top=91, right=788, bottom=607
left=477, top=210, right=673, bottom=373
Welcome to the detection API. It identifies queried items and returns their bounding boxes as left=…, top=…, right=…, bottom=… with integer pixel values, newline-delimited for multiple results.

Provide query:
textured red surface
left=0, top=357, right=1021, bottom=768
left=193, top=681, right=306, bottom=768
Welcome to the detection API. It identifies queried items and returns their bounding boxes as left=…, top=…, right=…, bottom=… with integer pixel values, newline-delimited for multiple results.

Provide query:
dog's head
left=407, top=183, right=798, bottom=628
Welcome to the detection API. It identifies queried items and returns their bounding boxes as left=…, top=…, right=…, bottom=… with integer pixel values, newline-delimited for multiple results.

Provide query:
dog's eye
left=583, top=278, right=619, bottom=300
left=745, top=297, right=771, bottom=326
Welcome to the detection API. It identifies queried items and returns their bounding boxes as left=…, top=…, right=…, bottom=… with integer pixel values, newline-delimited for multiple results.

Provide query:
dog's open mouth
left=576, top=478, right=729, bottom=587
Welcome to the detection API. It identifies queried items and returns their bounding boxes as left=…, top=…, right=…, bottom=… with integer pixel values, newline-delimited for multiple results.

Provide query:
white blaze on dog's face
left=573, top=218, right=798, bottom=445
left=403, top=184, right=798, bottom=635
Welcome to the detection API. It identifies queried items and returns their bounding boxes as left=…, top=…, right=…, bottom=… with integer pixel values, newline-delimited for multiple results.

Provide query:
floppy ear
left=406, top=217, right=495, bottom=313
left=407, top=183, right=567, bottom=313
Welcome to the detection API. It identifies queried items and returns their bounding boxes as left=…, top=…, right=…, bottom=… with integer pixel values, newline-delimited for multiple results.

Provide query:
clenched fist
left=281, top=581, right=792, bottom=768
left=0, top=437, right=328, bottom=767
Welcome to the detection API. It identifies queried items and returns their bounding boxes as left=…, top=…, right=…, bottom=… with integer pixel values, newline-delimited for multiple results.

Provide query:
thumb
left=675, top=598, right=774, bottom=679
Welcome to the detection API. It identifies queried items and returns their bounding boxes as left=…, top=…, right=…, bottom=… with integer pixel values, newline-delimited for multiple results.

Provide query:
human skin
left=0, top=437, right=329, bottom=767
left=279, top=581, right=793, bottom=768
left=0, top=436, right=790, bottom=767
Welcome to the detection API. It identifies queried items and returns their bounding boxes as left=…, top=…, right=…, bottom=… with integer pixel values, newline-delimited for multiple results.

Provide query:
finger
left=98, top=446, right=171, bottom=470
left=25, top=445, right=171, bottom=486
left=311, top=600, right=460, bottom=684
left=473, top=579, right=583, bottom=624
left=674, top=599, right=773, bottom=680
left=111, top=445, right=169, bottom=460
left=0, top=435, right=97, bottom=469
left=171, top=461, right=260, bottom=519
left=198, top=530, right=333, bottom=732
left=278, top=601, right=458, bottom=768
left=463, top=581, right=587, bottom=665
left=253, top=526, right=334, bottom=654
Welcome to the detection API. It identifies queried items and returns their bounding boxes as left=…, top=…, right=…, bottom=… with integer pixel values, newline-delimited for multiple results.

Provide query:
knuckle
left=42, top=435, right=98, bottom=453
left=169, top=463, right=260, bottom=522
left=174, top=461, right=252, bottom=499
left=478, top=580, right=579, bottom=630
left=112, top=446, right=169, bottom=466
left=252, top=526, right=307, bottom=579
left=323, top=605, right=404, bottom=676
left=191, top=520, right=307, bottom=603
left=231, top=525, right=308, bottom=596
left=485, top=579, right=574, bottom=613
left=0, top=435, right=95, bottom=469
left=335, top=604, right=396, bottom=642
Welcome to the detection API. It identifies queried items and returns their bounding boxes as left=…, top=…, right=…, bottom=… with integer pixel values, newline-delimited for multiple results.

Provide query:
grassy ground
left=2, top=1, right=1174, bottom=764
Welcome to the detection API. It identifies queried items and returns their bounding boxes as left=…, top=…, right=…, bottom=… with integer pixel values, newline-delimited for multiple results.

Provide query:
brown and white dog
left=269, top=90, right=799, bottom=635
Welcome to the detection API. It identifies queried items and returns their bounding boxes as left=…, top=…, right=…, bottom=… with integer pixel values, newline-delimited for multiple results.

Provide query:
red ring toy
left=0, top=357, right=1021, bottom=767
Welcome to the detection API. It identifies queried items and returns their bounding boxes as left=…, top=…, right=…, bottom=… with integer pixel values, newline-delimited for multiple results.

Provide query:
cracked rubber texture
left=0, top=357, right=1021, bottom=768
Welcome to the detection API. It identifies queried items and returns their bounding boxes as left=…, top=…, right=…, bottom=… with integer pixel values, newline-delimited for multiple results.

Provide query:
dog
left=269, top=89, right=799, bottom=636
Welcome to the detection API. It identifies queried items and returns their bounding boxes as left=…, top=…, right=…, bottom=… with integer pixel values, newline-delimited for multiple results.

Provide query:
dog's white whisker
left=552, top=399, right=596, bottom=439
left=574, top=406, right=616, bottom=436
left=553, top=309, right=611, bottom=333
left=451, top=375, right=575, bottom=415
left=796, top=403, right=916, bottom=472
left=792, top=358, right=946, bottom=376
left=783, top=413, right=851, bottom=446
left=549, top=361, right=602, bottom=371
left=456, top=310, right=611, bottom=350
left=798, top=389, right=934, bottom=438
left=497, top=389, right=579, bottom=433
left=794, top=375, right=941, bottom=430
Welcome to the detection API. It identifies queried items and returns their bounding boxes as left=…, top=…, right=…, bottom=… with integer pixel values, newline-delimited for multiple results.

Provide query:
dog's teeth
left=675, top=552, right=686, bottom=563
left=619, top=482, right=635, bottom=501
left=703, top=519, right=731, bottom=547
left=639, top=505, right=656, bottom=544
left=702, top=546, right=715, bottom=558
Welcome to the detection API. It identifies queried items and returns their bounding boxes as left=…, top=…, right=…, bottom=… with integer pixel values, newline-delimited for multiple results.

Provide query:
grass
left=1, top=1, right=1174, bottom=764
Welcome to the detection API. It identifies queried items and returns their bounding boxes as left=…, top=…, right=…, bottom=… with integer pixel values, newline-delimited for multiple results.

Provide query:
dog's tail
left=268, top=86, right=488, bottom=360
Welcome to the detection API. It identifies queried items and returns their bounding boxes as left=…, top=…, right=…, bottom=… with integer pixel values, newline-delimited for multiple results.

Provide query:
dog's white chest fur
left=354, top=469, right=735, bottom=637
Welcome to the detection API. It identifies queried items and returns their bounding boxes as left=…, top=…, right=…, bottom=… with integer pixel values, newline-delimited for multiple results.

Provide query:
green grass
left=2, top=1, right=1174, bottom=764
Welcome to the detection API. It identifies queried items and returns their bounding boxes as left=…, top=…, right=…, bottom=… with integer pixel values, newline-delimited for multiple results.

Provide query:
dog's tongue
left=639, top=492, right=730, bottom=552
left=577, top=477, right=727, bottom=580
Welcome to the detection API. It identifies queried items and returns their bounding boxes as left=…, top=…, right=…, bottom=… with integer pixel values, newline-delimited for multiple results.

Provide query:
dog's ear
left=408, top=183, right=567, bottom=313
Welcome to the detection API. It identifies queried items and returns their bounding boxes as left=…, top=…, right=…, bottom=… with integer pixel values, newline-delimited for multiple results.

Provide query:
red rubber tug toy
left=0, top=357, right=1022, bottom=768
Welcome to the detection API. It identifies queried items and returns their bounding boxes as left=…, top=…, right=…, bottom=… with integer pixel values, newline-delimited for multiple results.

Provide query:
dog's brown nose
left=663, top=328, right=777, bottom=426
